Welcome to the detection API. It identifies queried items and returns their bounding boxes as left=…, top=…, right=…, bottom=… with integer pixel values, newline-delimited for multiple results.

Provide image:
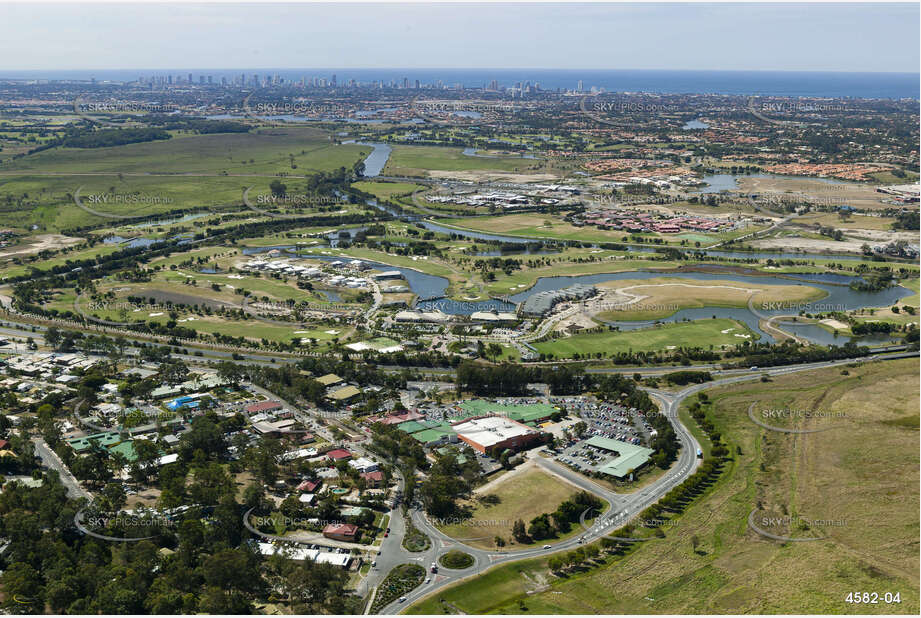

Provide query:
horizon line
left=2, top=67, right=919, bottom=76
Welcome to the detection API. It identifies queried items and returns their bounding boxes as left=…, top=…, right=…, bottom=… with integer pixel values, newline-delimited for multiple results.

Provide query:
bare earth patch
left=0, top=233, right=83, bottom=257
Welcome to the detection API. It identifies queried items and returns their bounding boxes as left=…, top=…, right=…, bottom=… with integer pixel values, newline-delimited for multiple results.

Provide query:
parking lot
left=550, top=397, right=654, bottom=474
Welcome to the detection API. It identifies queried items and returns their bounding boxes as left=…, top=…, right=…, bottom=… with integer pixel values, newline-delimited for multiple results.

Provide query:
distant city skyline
left=1, top=2, right=918, bottom=74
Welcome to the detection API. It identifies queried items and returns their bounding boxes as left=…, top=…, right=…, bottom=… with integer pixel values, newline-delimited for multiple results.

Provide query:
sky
left=2, top=1, right=918, bottom=73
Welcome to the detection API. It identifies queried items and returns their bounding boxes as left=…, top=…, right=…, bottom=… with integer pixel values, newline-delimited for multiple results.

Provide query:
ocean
left=1, top=68, right=918, bottom=99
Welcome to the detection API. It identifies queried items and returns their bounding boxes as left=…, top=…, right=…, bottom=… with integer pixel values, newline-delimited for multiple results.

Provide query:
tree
left=583, top=544, right=600, bottom=560
left=217, top=361, right=246, bottom=387
left=512, top=518, right=528, bottom=542
left=45, top=326, right=62, bottom=350
left=528, top=513, right=553, bottom=540
left=159, top=360, right=189, bottom=386
left=494, top=535, right=506, bottom=550
left=0, top=562, right=42, bottom=614
left=133, top=439, right=160, bottom=482
left=269, top=180, right=287, bottom=198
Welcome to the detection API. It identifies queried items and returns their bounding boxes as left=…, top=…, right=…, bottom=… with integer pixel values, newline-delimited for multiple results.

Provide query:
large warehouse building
left=452, top=415, right=540, bottom=454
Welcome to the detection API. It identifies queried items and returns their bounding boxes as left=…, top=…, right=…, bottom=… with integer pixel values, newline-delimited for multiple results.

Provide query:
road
left=377, top=351, right=917, bottom=614
left=31, top=437, right=91, bottom=500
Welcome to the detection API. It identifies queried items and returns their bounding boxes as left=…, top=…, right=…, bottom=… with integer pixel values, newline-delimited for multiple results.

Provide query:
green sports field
left=533, top=318, right=759, bottom=357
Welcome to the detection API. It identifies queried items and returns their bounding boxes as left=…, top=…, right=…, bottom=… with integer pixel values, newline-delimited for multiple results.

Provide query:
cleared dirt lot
left=0, top=233, right=83, bottom=257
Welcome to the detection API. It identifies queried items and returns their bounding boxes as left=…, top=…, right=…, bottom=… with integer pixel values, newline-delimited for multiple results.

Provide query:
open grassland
left=351, top=180, right=426, bottom=199
left=534, top=318, right=758, bottom=358
left=0, top=171, right=367, bottom=232
left=436, top=466, right=605, bottom=551
left=790, top=212, right=897, bottom=232
left=0, top=241, right=121, bottom=280
left=594, top=277, right=827, bottom=321
left=383, top=145, right=539, bottom=176
left=0, top=127, right=368, bottom=175
left=408, top=359, right=919, bottom=615
left=897, top=276, right=920, bottom=306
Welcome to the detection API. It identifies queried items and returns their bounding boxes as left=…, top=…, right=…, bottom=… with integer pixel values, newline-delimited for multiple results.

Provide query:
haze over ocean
left=3, top=68, right=918, bottom=99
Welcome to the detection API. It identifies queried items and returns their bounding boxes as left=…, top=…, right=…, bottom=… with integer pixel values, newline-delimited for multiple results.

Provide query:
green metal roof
left=397, top=420, right=428, bottom=434
left=107, top=440, right=139, bottom=463
left=411, top=428, right=454, bottom=444
left=584, top=436, right=655, bottom=478
left=67, top=431, right=122, bottom=452
left=457, top=400, right=556, bottom=423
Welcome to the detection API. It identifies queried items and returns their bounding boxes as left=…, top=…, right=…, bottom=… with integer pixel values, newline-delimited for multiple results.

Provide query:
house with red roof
left=360, top=470, right=384, bottom=487
left=296, top=479, right=321, bottom=493
left=323, top=523, right=359, bottom=541
left=326, top=448, right=352, bottom=462
left=244, top=401, right=284, bottom=414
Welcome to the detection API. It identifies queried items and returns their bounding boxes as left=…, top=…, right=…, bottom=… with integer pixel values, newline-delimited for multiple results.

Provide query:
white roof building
left=452, top=415, right=536, bottom=451
left=348, top=457, right=379, bottom=473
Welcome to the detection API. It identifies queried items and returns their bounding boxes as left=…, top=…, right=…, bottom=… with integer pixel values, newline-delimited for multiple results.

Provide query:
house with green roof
left=107, top=440, right=139, bottom=464
left=67, top=431, right=123, bottom=453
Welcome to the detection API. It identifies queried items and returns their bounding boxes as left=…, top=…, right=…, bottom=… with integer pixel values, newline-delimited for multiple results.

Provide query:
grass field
left=383, top=145, right=539, bottom=176
left=435, top=214, right=767, bottom=247
left=436, top=466, right=606, bottom=550
left=791, top=212, right=897, bottom=232
left=534, top=318, right=758, bottom=357
left=351, top=180, right=426, bottom=199
left=0, top=241, right=121, bottom=279
left=594, top=277, right=827, bottom=321
left=0, top=127, right=368, bottom=176
left=407, top=359, right=920, bottom=614
left=0, top=127, right=371, bottom=231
